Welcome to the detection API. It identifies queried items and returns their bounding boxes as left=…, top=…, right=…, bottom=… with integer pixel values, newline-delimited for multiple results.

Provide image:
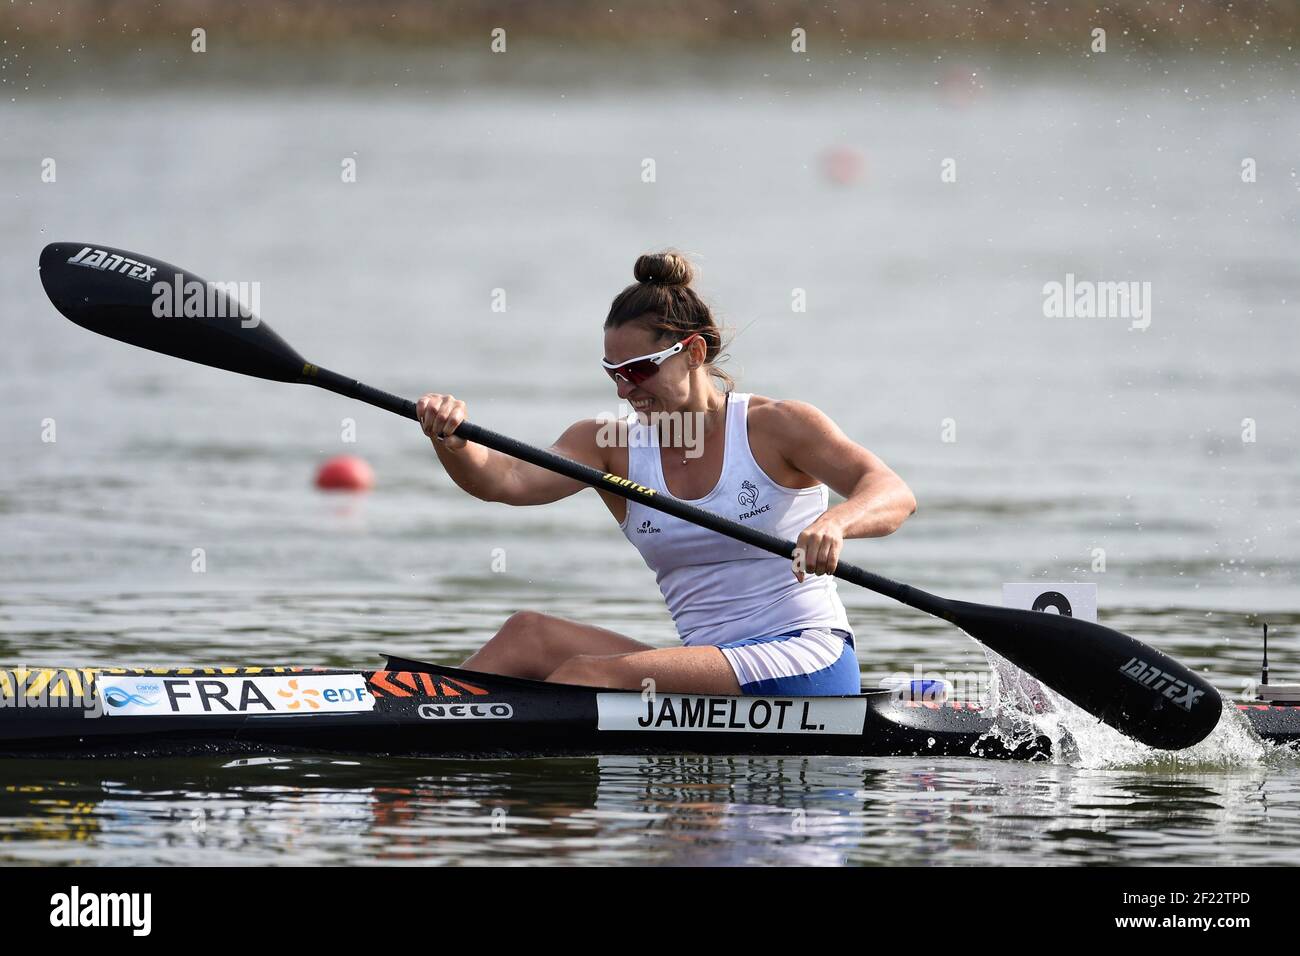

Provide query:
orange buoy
left=315, top=455, right=375, bottom=492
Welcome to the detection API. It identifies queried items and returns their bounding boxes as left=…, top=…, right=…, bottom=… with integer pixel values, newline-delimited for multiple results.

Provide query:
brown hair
left=603, top=251, right=733, bottom=390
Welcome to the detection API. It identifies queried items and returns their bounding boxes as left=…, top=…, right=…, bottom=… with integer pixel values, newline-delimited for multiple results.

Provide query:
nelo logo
left=418, top=702, right=513, bottom=720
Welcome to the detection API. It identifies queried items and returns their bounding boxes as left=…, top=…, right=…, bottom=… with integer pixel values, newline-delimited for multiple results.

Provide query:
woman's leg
left=546, top=645, right=743, bottom=695
left=461, top=610, right=656, bottom=680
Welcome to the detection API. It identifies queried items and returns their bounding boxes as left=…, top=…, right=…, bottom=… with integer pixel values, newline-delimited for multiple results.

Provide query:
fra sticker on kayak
left=597, top=693, right=867, bottom=735
left=99, top=674, right=374, bottom=716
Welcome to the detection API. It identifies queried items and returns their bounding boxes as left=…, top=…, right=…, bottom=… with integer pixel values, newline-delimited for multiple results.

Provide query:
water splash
left=976, top=649, right=1298, bottom=770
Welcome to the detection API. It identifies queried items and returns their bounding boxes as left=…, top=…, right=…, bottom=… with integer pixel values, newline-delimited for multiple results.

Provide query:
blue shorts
left=717, top=628, right=860, bottom=696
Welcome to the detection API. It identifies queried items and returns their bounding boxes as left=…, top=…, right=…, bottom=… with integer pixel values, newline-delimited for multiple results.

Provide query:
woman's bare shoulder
left=745, top=395, right=830, bottom=434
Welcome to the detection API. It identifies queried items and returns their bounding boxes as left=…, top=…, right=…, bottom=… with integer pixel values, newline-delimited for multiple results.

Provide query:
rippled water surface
left=1, top=51, right=1298, bottom=865
left=3, top=750, right=1298, bottom=866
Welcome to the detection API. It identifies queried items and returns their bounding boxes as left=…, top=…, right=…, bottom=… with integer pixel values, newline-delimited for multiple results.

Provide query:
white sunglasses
left=601, top=334, right=701, bottom=386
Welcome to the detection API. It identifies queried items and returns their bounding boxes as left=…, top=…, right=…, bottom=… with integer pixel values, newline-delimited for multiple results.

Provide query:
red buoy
left=315, top=455, right=375, bottom=492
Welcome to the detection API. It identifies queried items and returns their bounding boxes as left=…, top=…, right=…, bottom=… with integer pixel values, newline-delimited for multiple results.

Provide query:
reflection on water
left=1, top=753, right=1296, bottom=866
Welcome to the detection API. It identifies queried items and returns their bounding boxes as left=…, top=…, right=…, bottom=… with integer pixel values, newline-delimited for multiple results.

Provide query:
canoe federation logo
left=100, top=674, right=374, bottom=717
left=102, top=684, right=161, bottom=709
left=1118, top=656, right=1205, bottom=712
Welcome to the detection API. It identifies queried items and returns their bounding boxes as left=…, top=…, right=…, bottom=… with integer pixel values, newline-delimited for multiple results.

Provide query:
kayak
left=1, top=657, right=1294, bottom=760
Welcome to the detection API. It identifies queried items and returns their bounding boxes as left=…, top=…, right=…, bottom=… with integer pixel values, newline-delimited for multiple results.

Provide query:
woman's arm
left=418, top=393, right=606, bottom=505
left=755, top=399, right=916, bottom=579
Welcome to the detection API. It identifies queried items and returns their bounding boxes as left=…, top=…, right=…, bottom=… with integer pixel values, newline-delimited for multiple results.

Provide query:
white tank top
left=618, top=392, right=852, bottom=647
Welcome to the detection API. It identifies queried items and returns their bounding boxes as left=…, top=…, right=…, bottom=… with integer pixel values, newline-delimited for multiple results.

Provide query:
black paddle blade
left=39, top=242, right=307, bottom=383
left=946, top=599, right=1222, bottom=749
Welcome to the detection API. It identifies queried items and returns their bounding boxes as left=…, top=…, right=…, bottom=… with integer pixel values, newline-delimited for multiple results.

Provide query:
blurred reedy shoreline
left=3, top=0, right=1298, bottom=52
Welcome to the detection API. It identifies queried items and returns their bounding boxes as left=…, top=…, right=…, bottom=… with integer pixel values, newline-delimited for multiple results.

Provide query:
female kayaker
left=418, top=252, right=915, bottom=695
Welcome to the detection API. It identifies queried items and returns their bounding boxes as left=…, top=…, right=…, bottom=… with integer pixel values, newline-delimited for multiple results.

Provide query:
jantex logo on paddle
left=602, top=474, right=657, bottom=497
left=65, top=246, right=157, bottom=282
left=1118, top=657, right=1205, bottom=711
left=99, top=674, right=373, bottom=717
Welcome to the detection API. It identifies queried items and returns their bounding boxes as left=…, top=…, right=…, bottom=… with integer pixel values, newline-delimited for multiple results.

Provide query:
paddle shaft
left=307, top=366, right=930, bottom=611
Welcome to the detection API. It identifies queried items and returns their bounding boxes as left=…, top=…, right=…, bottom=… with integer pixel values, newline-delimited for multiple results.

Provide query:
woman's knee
left=467, top=611, right=539, bottom=669
left=496, top=610, right=550, bottom=638
left=473, top=611, right=569, bottom=678
left=490, top=610, right=563, bottom=654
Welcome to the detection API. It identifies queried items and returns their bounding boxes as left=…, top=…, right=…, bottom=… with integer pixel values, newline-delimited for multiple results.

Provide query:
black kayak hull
left=0, top=658, right=1293, bottom=760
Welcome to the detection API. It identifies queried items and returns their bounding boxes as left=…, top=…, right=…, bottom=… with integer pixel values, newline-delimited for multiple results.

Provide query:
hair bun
left=634, top=251, right=693, bottom=287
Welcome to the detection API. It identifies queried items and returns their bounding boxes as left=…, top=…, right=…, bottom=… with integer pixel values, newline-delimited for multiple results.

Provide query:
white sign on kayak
left=98, top=674, right=374, bottom=716
left=597, top=693, right=867, bottom=735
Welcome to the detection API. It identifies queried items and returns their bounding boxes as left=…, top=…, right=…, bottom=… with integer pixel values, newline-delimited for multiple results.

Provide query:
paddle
left=37, top=241, right=1223, bottom=749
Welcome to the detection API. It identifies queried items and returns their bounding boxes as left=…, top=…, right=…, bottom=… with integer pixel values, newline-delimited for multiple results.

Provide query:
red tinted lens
left=605, top=358, right=660, bottom=386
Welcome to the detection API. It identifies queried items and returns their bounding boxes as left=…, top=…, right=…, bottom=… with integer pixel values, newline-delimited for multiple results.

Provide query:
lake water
left=0, top=50, right=1297, bottom=865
